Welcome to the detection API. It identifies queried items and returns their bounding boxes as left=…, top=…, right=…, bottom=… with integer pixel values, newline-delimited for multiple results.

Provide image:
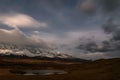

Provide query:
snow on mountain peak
left=0, top=43, right=73, bottom=59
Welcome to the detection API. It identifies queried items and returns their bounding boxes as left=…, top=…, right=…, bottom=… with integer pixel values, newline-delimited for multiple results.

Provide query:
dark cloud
left=80, top=0, right=96, bottom=15
left=0, top=0, right=119, bottom=59
left=80, top=0, right=120, bottom=42
left=98, top=0, right=120, bottom=13
left=78, top=0, right=120, bottom=59
left=102, top=17, right=120, bottom=42
left=102, top=18, right=118, bottom=34
left=80, top=0, right=120, bottom=15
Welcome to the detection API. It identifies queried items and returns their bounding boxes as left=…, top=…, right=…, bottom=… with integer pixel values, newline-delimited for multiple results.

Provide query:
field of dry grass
left=0, top=57, right=120, bottom=80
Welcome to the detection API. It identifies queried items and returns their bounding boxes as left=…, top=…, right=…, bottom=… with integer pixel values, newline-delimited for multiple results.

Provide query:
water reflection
left=10, top=70, right=67, bottom=75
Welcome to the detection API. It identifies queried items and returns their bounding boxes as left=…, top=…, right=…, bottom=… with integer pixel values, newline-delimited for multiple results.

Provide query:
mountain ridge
left=0, top=43, right=89, bottom=63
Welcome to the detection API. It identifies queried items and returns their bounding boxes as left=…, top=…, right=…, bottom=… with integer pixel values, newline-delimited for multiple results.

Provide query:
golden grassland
left=0, top=57, right=120, bottom=80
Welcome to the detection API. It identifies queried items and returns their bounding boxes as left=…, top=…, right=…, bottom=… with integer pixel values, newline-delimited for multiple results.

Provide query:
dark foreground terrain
left=0, top=57, right=120, bottom=80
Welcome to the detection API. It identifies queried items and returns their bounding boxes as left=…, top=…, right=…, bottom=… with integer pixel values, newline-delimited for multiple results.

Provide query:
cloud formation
left=0, top=0, right=119, bottom=59
left=0, top=28, right=51, bottom=49
left=80, top=0, right=95, bottom=14
left=0, top=13, right=47, bottom=29
left=0, top=28, right=30, bottom=44
left=31, top=30, right=108, bottom=50
left=0, top=13, right=50, bottom=48
left=98, top=0, right=120, bottom=13
left=80, top=0, right=120, bottom=15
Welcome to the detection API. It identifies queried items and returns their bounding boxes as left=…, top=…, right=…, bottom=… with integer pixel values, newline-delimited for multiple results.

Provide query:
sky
left=0, top=0, right=119, bottom=60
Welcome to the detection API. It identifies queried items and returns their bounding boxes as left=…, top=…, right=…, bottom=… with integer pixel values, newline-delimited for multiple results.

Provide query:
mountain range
left=0, top=43, right=88, bottom=62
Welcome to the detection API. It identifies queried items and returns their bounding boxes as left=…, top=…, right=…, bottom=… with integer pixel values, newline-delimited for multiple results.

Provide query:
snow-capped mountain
left=0, top=43, right=73, bottom=59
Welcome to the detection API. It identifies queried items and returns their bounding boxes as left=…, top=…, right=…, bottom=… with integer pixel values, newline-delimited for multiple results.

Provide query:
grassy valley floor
left=0, top=57, right=120, bottom=80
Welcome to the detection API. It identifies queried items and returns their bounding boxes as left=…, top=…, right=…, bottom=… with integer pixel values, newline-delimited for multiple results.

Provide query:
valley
left=0, top=57, right=120, bottom=80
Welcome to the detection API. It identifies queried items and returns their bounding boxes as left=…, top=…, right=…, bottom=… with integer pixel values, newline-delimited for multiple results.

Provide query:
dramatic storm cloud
left=0, top=0, right=120, bottom=59
left=98, top=0, right=120, bottom=13
left=78, top=0, right=120, bottom=59
left=80, top=0, right=120, bottom=14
